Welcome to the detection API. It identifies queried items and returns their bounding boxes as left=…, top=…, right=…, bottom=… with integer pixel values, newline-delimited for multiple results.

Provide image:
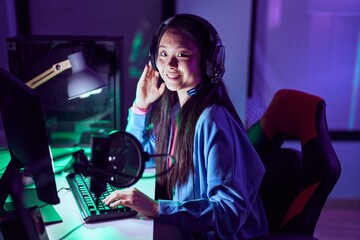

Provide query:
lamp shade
left=67, top=52, right=107, bottom=100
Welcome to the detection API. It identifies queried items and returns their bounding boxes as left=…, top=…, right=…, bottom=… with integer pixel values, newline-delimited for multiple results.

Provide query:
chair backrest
left=247, top=89, right=341, bottom=236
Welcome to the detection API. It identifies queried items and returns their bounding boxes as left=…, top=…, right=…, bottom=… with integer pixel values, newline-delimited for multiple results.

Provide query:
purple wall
left=248, top=0, right=360, bottom=132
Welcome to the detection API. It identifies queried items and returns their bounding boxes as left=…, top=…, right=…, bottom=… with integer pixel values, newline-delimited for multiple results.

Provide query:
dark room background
left=0, top=0, right=359, bottom=201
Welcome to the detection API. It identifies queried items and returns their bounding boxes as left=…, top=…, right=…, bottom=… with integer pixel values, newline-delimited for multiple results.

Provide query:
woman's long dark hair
left=150, top=16, right=242, bottom=197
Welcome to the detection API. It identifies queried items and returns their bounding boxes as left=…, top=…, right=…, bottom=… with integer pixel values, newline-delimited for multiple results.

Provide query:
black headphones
left=149, top=14, right=225, bottom=86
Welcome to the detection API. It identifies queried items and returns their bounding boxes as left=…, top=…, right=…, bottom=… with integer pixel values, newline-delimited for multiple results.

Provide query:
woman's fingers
left=135, top=62, right=163, bottom=108
left=103, top=189, right=127, bottom=206
left=138, top=63, right=149, bottom=84
left=158, top=82, right=166, bottom=96
left=103, top=188, right=137, bottom=207
left=102, top=188, right=159, bottom=218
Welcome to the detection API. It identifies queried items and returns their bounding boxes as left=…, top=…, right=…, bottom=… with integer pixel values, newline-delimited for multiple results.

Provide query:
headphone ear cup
left=213, top=45, right=225, bottom=81
left=149, top=36, right=158, bottom=71
left=206, top=43, right=225, bottom=83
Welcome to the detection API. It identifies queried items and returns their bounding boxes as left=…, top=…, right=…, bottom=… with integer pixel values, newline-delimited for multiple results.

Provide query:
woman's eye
left=177, top=52, right=190, bottom=57
left=159, top=51, right=167, bottom=57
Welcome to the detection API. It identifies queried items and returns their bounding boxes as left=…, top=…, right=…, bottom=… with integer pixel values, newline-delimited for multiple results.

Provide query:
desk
left=0, top=149, right=155, bottom=240
left=46, top=169, right=155, bottom=240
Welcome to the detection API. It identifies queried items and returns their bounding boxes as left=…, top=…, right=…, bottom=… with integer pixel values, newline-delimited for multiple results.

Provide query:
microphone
left=89, top=134, right=109, bottom=205
left=187, top=86, right=199, bottom=96
left=70, top=131, right=176, bottom=191
left=186, top=80, right=219, bottom=96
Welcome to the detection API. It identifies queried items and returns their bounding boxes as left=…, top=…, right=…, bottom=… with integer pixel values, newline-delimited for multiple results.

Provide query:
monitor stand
left=4, top=187, right=62, bottom=225
left=0, top=159, right=60, bottom=240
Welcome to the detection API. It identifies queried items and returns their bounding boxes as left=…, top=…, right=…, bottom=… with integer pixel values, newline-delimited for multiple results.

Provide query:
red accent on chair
left=280, top=181, right=321, bottom=229
left=260, top=90, right=322, bottom=147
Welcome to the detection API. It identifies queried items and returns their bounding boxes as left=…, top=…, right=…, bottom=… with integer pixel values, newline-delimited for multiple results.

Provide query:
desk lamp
left=25, top=51, right=106, bottom=99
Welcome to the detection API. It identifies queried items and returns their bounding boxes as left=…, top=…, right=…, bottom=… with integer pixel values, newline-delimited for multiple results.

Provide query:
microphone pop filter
left=107, top=130, right=148, bottom=188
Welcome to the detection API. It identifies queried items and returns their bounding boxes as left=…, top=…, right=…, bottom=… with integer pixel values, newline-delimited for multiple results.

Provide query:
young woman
left=104, top=14, right=268, bottom=239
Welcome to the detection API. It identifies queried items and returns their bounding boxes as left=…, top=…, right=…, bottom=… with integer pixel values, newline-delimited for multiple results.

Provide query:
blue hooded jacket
left=126, top=103, right=268, bottom=239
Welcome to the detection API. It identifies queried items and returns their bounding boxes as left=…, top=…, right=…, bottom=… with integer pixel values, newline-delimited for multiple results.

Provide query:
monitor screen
left=0, top=68, right=60, bottom=211
left=5, top=35, right=124, bottom=148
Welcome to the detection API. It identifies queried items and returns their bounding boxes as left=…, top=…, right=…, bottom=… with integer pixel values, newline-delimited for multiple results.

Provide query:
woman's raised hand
left=134, top=61, right=166, bottom=109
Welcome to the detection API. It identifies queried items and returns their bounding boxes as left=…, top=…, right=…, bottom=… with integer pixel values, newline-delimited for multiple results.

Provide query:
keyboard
left=66, top=173, right=138, bottom=223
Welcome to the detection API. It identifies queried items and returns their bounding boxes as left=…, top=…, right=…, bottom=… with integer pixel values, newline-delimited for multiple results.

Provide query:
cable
left=55, top=186, right=85, bottom=239
left=57, top=187, right=71, bottom=193
left=57, top=222, right=85, bottom=240
left=141, top=154, right=176, bottom=179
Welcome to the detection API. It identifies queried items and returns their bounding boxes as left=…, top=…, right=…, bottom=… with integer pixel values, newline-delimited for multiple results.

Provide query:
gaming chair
left=247, top=89, right=341, bottom=239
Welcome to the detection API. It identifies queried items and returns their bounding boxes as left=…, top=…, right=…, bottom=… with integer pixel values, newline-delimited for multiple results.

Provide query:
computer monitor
left=0, top=68, right=60, bottom=215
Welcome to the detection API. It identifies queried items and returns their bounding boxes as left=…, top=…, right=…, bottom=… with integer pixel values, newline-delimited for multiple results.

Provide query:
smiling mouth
left=166, top=73, right=181, bottom=79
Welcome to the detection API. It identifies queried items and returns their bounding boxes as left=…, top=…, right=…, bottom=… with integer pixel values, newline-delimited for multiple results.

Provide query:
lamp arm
left=26, top=59, right=71, bottom=89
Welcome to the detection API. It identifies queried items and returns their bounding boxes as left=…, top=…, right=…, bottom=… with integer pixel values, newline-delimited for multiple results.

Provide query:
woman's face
left=156, top=28, right=202, bottom=95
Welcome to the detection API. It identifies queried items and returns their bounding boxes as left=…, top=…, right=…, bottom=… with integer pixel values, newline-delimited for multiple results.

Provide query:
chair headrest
left=260, top=89, right=324, bottom=146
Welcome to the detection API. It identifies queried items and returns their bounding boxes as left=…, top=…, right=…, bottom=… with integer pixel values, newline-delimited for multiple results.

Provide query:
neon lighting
left=349, top=32, right=360, bottom=129
left=79, top=88, right=102, bottom=99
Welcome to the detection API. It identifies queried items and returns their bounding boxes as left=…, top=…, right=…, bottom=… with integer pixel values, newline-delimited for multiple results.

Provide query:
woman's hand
left=103, top=188, right=159, bottom=218
left=134, top=61, right=166, bottom=109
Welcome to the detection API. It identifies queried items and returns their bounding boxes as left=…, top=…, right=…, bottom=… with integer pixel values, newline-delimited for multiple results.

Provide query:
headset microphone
left=187, top=87, right=199, bottom=96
